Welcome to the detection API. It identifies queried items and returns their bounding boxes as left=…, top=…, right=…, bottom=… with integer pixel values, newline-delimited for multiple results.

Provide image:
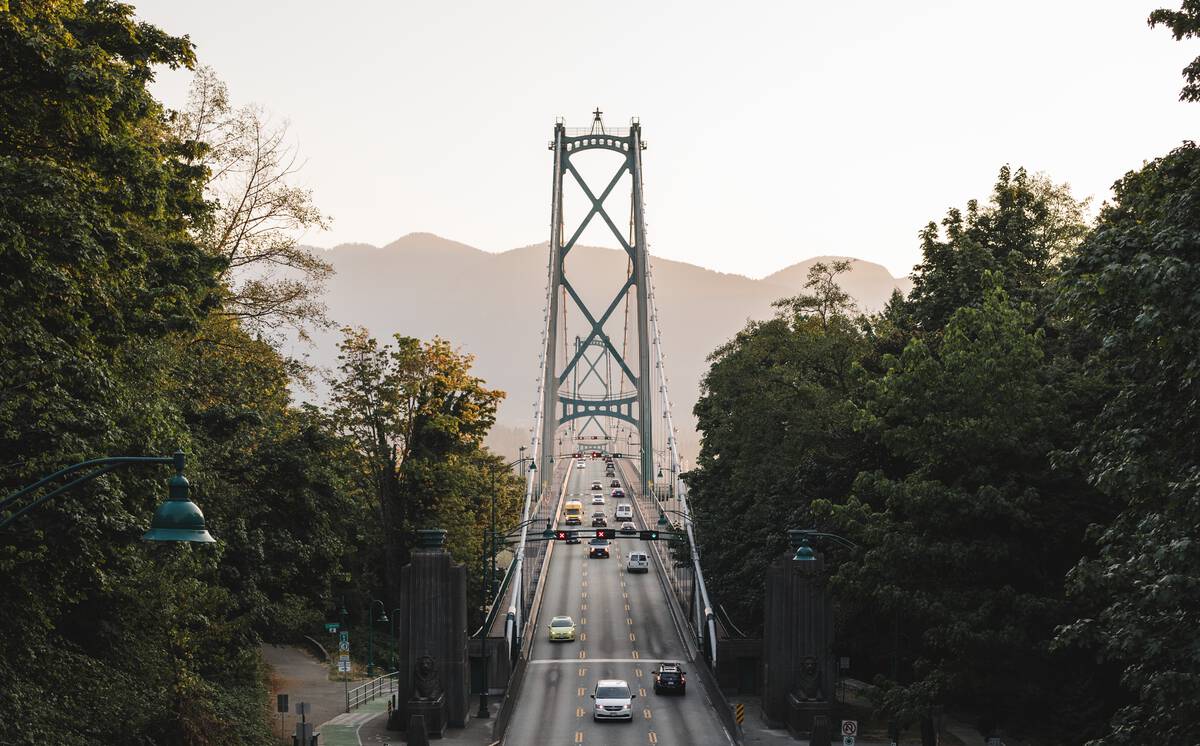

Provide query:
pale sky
left=138, top=0, right=1197, bottom=279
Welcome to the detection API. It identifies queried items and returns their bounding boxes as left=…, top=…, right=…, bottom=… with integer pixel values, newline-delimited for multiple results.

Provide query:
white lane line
left=529, top=658, right=673, bottom=665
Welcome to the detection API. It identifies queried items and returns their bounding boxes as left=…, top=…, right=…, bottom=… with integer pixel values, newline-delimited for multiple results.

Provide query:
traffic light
left=595, top=528, right=615, bottom=540
left=639, top=530, right=659, bottom=541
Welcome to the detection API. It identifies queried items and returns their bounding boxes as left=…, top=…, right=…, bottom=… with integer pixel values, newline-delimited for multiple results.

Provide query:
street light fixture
left=367, top=599, right=388, bottom=676
left=390, top=607, right=402, bottom=672
left=477, top=453, right=535, bottom=719
left=0, top=449, right=214, bottom=542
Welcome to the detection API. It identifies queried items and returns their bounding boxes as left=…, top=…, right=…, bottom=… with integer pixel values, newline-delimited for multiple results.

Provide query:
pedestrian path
left=320, top=698, right=389, bottom=746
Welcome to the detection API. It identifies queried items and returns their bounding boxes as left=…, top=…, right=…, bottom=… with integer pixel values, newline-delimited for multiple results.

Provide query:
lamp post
left=476, top=454, right=535, bottom=719
left=367, top=600, right=388, bottom=676
left=390, top=607, right=401, bottom=673
left=0, top=449, right=214, bottom=542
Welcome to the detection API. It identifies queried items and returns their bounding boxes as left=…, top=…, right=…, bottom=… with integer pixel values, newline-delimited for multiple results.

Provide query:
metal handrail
left=473, top=553, right=518, bottom=639
left=346, top=671, right=398, bottom=712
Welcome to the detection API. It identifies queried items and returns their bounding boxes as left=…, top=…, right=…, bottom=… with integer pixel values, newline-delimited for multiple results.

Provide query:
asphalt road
left=504, top=457, right=733, bottom=746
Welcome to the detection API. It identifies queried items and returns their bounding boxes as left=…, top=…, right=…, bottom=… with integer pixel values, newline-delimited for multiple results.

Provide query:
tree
left=820, top=280, right=1112, bottom=740
left=1149, top=1, right=1200, bottom=101
left=905, top=167, right=1088, bottom=332
left=1056, top=142, right=1200, bottom=745
left=172, top=66, right=332, bottom=339
left=687, top=261, right=873, bottom=632
left=327, top=328, right=507, bottom=606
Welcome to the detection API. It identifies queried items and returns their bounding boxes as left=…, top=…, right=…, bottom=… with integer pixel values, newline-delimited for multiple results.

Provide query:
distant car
left=627, top=551, right=649, bottom=573
left=592, top=513, right=608, bottom=527
left=592, top=494, right=605, bottom=505
left=588, top=538, right=610, bottom=559
left=592, top=678, right=635, bottom=721
left=610, top=479, right=620, bottom=488
left=653, top=662, right=686, bottom=694
left=610, top=488, right=625, bottom=498
left=619, top=521, right=637, bottom=535
left=615, top=503, right=633, bottom=521
left=575, top=461, right=586, bottom=469
left=548, top=615, right=577, bottom=642
left=563, top=530, right=580, bottom=544
left=591, top=481, right=602, bottom=491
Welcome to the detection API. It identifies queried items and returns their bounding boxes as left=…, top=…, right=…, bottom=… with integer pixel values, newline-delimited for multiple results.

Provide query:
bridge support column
left=762, top=548, right=836, bottom=736
left=391, top=529, right=470, bottom=732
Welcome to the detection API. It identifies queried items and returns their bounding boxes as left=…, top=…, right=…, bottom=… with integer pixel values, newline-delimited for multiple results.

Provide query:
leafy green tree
left=820, top=279, right=1112, bottom=740
left=328, top=328, right=511, bottom=609
left=687, top=262, right=873, bottom=632
left=1056, top=142, right=1200, bottom=745
left=1149, top=1, right=1200, bottom=101
left=905, top=167, right=1088, bottom=332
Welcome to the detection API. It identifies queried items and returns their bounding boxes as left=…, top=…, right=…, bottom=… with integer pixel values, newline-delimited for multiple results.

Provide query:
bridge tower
left=540, top=110, right=653, bottom=489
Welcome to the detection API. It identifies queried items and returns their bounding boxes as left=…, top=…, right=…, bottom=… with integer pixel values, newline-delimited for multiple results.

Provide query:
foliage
left=327, top=328, right=518, bottom=621
left=1149, top=1, right=1200, bottom=101
left=171, top=66, right=332, bottom=339
left=687, top=261, right=874, bottom=633
left=1056, top=142, right=1200, bottom=745
left=906, top=167, right=1088, bottom=332
left=820, top=280, right=1114, bottom=740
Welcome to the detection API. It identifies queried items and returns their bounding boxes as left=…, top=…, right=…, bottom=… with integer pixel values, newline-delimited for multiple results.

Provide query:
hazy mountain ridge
left=302, top=233, right=911, bottom=463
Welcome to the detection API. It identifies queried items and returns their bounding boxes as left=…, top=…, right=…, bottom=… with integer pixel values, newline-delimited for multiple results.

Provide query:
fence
left=346, top=671, right=398, bottom=712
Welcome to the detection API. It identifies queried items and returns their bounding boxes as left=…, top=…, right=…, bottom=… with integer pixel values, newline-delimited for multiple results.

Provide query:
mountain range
left=295, top=233, right=912, bottom=464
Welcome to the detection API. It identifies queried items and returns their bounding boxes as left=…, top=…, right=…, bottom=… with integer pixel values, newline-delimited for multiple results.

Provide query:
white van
left=615, top=503, right=633, bottom=521
left=627, top=551, right=649, bottom=573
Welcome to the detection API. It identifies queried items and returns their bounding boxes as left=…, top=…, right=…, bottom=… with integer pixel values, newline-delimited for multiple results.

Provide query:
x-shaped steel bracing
left=557, top=153, right=639, bottom=390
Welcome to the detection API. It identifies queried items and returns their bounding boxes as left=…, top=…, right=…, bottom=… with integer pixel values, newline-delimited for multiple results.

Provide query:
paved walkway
left=262, top=644, right=349, bottom=741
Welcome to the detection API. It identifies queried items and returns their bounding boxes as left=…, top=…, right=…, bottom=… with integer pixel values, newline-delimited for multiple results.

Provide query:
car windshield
left=589, top=539, right=608, bottom=545
left=597, top=685, right=629, bottom=699
left=551, top=618, right=572, bottom=627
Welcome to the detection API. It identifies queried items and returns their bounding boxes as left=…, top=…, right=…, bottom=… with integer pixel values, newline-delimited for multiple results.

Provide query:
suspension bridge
left=484, top=111, right=739, bottom=745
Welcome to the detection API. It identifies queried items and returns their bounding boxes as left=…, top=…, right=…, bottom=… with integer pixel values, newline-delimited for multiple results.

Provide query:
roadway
left=504, top=456, right=732, bottom=746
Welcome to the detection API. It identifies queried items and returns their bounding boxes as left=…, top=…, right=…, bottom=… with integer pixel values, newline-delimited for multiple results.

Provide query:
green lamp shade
left=657, top=512, right=669, bottom=527
left=793, top=544, right=816, bottom=561
left=142, top=475, right=215, bottom=543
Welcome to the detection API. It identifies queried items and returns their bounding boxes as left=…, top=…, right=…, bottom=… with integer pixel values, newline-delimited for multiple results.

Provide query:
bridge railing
left=644, top=258, right=722, bottom=669
left=346, top=671, right=398, bottom=712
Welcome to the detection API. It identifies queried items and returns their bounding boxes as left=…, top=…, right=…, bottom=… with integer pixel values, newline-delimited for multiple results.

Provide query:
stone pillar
left=392, top=529, right=470, bottom=732
left=761, top=546, right=835, bottom=734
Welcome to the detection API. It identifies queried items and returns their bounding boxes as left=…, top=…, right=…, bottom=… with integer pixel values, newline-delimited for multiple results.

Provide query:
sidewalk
left=338, top=696, right=499, bottom=745
left=263, top=644, right=352, bottom=741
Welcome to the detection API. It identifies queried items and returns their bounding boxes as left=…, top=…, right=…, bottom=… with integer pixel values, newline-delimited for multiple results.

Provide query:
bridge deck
left=503, top=456, right=732, bottom=745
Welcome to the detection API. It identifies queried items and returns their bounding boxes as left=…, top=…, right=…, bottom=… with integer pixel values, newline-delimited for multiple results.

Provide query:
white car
left=592, top=494, right=605, bottom=505
left=615, top=503, right=633, bottom=521
left=592, top=679, right=635, bottom=721
left=627, top=552, right=649, bottom=573
left=576, top=461, right=586, bottom=469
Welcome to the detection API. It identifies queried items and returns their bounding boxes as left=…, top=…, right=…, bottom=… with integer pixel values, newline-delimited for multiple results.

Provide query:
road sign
left=325, top=622, right=339, bottom=633
left=296, top=702, right=310, bottom=716
left=842, top=720, right=858, bottom=736
left=734, top=703, right=745, bottom=725
left=276, top=693, right=288, bottom=713
left=337, top=655, right=350, bottom=673
left=339, top=630, right=349, bottom=651
left=843, top=738, right=855, bottom=746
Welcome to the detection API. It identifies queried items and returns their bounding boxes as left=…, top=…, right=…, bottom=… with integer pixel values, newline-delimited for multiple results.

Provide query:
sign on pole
left=843, top=738, right=855, bottom=746
left=338, top=654, right=351, bottom=673
left=842, top=720, right=859, bottom=736
left=276, top=693, right=289, bottom=713
left=325, top=622, right=339, bottom=633
left=339, top=630, right=349, bottom=652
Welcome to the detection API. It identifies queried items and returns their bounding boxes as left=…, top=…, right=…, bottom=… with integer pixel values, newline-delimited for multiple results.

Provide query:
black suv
left=591, top=512, right=608, bottom=527
left=587, top=538, right=610, bottom=559
left=653, top=662, right=686, bottom=694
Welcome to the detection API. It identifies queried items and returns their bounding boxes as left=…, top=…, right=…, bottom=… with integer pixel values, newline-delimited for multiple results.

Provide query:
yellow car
left=548, top=615, right=576, bottom=642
